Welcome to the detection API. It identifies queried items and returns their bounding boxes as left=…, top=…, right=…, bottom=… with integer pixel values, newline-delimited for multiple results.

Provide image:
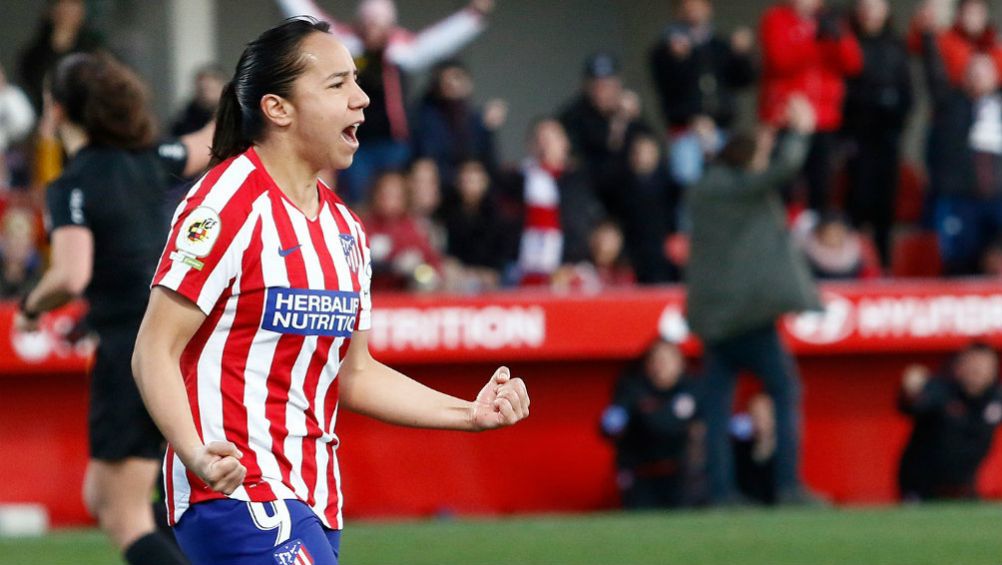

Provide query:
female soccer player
left=131, top=18, right=529, bottom=565
left=16, top=54, right=213, bottom=564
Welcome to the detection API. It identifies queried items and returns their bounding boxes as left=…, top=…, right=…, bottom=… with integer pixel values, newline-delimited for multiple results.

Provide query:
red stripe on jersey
left=179, top=285, right=233, bottom=506
left=219, top=219, right=277, bottom=502
left=300, top=338, right=334, bottom=507
left=323, top=338, right=351, bottom=527
left=300, top=213, right=341, bottom=507
left=267, top=193, right=312, bottom=493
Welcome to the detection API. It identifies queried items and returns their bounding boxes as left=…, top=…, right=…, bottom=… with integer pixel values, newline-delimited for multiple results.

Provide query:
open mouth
left=341, top=122, right=362, bottom=147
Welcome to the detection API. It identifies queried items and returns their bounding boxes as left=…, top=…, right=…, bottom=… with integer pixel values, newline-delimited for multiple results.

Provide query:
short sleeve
left=151, top=201, right=244, bottom=315
left=45, top=179, right=89, bottom=231
left=356, top=223, right=373, bottom=332
left=155, top=138, right=189, bottom=179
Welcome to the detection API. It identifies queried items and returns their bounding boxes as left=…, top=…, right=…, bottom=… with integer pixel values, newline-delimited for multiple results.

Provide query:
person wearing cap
left=600, top=338, right=702, bottom=509
left=276, top=0, right=496, bottom=204
left=557, top=52, right=649, bottom=211
left=649, top=0, right=757, bottom=186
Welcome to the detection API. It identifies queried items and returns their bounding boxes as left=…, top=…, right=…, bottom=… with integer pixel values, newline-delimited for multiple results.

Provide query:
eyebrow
left=326, top=70, right=358, bottom=81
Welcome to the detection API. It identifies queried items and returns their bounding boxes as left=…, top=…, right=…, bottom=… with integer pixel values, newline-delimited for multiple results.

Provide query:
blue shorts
left=174, top=499, right=341, bottom=565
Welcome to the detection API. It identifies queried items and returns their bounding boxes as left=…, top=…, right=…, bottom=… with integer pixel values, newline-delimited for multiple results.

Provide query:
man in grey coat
left=685, top=96, right=823, bottom=505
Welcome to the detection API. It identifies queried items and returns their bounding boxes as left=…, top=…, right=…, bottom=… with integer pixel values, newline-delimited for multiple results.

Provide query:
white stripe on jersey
left=283, top=336, right=315, bottom=499
left=256, top=197, right=292, bottom=290
left=159, top=156, right=256, bottom=293
left=282, top=204, right=329, bottom=501
left=164, top=450, right=191, bottom=522
left=196, top=292, right=237, bottom=446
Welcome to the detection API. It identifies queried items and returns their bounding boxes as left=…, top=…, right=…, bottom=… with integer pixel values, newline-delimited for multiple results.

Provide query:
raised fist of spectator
left=731, top=27, right=754, bottom=54
left=785, top=95, right=817, bottom=134
left=618, top=89, right=641, bottom=122
left=483, top=98, right=508, bottom=130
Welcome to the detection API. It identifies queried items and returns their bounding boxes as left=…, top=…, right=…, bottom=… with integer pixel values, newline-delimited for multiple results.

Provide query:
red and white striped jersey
left=151, top=147, right=372, bottom=530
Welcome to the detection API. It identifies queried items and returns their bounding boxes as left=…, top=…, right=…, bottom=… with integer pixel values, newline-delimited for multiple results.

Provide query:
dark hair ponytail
left=210, top=80, right=250, bottom=165
left=210, top=17, right=331, bottom=165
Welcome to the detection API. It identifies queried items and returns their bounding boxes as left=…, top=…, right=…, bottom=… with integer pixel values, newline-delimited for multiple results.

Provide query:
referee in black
left=16, top=53, right=212, bottom=565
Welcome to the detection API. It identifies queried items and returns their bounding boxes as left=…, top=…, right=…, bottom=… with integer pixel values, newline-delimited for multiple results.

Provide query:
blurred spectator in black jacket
left=921, top=29, right=1002, bottom=275
left=0, top=206, right=42, bottom=299
left=18, top=0, right=103, bottom=113
left=649, top=0, right=756, bottom=186
left=731, top=393, right=777, bottom=505
left=601, top=338, right=700, bottom=509
left=411, top=59, right=506, bottom=186
left=612, top=130, right=681, bottom=284
left=443, top=158, right=508, bottom=291
left=899, top=342, right=1002, bottom=501
left=558, top=53, right=648, bottom=211
left=171, top=64, right=227, bottom=137
left=843, top=0, right=913, bottom=268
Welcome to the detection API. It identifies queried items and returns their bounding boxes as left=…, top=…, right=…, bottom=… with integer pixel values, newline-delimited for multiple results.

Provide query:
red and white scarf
left=518, top=159, right=563, bottom=280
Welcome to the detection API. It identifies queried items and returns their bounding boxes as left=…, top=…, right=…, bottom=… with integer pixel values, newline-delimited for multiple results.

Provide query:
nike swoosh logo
left=278, top=244, right=302, bottom=257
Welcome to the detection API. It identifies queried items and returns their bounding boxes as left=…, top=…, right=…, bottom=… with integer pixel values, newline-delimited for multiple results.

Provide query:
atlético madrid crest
left=339, top=234, right=361, bottom=274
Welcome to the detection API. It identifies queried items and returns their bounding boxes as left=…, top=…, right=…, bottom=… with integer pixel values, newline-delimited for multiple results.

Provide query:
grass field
left=1, top=504, right=1000, bottom=565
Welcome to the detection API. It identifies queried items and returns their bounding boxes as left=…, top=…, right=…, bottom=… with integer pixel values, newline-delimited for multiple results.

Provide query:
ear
left=260, top=93, right=294, bottom=128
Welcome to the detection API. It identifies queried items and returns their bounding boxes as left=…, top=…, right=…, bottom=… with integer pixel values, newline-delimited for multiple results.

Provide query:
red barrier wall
left=2, top=282, right=1002, bottom=525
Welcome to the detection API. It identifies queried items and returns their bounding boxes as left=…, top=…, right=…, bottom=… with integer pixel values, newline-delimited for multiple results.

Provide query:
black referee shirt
left=46, top=140, right=188, bottom=330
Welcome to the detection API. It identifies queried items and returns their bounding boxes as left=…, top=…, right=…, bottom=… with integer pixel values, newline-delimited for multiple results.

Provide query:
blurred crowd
left=602, top=338, right=1002, bottom=508
left=8, top=0, right=1002, bottom=296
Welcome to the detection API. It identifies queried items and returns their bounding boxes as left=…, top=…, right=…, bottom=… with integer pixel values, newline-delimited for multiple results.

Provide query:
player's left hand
left=471, top=366, right=529, bottom=430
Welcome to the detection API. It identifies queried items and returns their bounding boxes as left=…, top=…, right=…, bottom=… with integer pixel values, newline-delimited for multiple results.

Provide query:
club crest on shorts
left=273, top=539, right=314, bottom=565
left=176, top=206, right=221, bottom=258
left=340, top=233, right=361, bottom=273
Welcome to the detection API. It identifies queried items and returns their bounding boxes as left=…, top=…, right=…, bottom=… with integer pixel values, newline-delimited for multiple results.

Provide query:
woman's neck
left=59, top=124, right=88, bottom=158
left=255, top=139, right=321, bottom=218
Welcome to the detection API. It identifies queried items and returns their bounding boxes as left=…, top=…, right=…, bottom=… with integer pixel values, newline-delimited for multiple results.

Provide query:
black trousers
left=846, top=129, right=903, bottom=267
left=803, top=131, right=837, bottom=213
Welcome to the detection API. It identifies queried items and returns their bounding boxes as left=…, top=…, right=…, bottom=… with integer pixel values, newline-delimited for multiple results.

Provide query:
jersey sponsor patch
left=262, top=287, right=360, bottom=337
left=176, top=206, right=221, bottom=258
left=272, top=539, right=314, bottom=565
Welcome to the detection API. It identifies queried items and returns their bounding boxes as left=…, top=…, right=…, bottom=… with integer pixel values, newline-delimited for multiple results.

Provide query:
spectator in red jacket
left=759, top=0, right=862, bottom=212
left=908, top=0, right=1002, bottom=87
